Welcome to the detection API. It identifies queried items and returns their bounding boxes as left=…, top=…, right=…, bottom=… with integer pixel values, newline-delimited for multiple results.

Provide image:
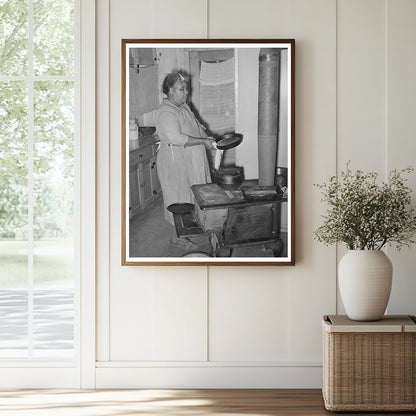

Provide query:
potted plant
left=314, top=164, right=416, bottom=321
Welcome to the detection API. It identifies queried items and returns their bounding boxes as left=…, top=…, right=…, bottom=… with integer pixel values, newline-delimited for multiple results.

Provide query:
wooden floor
left=0, top=389, right=413, bottom=415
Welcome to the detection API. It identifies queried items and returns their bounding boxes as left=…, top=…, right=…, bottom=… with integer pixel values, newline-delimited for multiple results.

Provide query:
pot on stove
left=216, top=166, right=243, bottom=189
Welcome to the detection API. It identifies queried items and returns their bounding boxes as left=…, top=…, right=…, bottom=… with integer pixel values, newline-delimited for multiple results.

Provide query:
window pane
left=33, top=0, right=74, bottom=76
left=0, top=81, right=28, bottom=242
left=0, top=289, right=28, bottom=359
left=0, top=81, right=29, bottom=359
left=0, top=0, right=28, bottom=76
left=33, top=80, right=74, bottom=359
left=33, top=81, right=74, bottom=256
left=33, top=287, right=74, bottom=360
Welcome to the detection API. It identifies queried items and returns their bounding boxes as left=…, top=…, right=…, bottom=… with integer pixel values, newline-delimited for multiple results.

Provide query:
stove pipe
left=257, top=48, right=281, bottom=186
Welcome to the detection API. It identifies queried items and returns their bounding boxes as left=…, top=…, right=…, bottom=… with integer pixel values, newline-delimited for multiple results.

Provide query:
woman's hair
left=162, top=71, right=187, bottom=95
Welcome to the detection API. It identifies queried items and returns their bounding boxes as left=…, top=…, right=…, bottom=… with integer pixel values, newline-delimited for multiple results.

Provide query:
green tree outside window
left=1, top=0, right=75, bottom=288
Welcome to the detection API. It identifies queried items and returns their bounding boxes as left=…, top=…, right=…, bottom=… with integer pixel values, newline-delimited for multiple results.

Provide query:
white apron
left=155, top=100, right=211, bottom=225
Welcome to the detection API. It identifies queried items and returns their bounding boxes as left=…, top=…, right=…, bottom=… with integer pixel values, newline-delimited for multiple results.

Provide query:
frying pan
left=167, top=203, right=194, bottom=215
left=215, top=133, right=243, bottom=150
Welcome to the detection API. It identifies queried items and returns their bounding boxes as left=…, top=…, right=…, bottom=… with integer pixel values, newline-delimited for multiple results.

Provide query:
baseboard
left=95, top=364, right=323, bottom=389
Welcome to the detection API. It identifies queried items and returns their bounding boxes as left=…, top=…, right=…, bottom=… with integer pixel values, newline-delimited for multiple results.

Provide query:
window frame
left=0, top=0, right=96, bottom=388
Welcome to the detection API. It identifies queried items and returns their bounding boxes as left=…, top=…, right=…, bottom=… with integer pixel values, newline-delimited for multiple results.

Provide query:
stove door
left=222, top=203, right=276, bottom=244
left=172, top=211, right=206, bottom=237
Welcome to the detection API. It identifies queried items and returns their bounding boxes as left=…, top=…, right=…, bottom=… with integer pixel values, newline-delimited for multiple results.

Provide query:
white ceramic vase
left=338, top=250, right=393, bottom=321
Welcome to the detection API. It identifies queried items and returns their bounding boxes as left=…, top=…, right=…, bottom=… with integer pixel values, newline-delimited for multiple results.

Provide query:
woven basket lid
left=322, top=315, right=416, bottom=333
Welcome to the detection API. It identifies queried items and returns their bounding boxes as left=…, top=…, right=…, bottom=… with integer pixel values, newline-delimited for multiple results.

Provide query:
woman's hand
left=204, top=137, right=217, bottom=150
left=185, top=136, right=217, bottom=149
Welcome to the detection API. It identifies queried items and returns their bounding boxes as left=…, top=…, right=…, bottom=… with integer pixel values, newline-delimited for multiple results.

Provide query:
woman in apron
left=156, top=71, right=216, bottom=250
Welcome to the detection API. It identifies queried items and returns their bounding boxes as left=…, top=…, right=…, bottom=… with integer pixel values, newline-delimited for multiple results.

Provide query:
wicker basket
left=322, top=315, right=416, bottom=411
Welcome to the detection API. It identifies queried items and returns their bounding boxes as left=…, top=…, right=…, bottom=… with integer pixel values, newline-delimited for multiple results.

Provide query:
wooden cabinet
left=129, top=139, right=161, bottom=219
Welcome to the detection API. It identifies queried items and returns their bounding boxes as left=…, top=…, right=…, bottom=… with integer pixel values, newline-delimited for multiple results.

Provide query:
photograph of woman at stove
left=123, top=41, right=295, bottom=264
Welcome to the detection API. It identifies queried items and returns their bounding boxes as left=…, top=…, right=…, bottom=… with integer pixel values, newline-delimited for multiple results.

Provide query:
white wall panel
left=110, top=272, right=154, bottom=360
left=209, top=0, right=289, bottom=38
left=386, top=0, right=416, bottom=315
left=109, top=268, right=208, bottom=361
left=110, top=270, right=207, bottom=361
left=109, top=268, right=206, bottom=361
left=337, top=0, right=387, bottom=172
left=151, top=272, right=207, bottom=361
left=107, top=0, right=207, bottom=39
left=209, top=268, right=290, bottom=361
left=151, top=0, right=207, bottom=38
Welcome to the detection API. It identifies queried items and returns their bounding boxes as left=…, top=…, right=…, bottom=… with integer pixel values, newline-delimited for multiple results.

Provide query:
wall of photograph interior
left=95, top=0, right=416, bottom=388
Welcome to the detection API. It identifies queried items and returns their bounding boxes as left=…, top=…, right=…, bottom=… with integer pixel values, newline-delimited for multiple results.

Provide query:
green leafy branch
left=314, top=163, right=416, bottom=250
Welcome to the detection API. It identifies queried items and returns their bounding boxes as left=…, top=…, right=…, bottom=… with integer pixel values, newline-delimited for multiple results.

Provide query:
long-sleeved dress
left=155, top=99, right=211, bottom=225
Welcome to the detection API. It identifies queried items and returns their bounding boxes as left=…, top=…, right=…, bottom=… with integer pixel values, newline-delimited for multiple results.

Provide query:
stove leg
left=265, top=238, right=284, bottom=257
left=216, top=246, right=233, bottom=257
left=209, top=232, right=218, bottom=256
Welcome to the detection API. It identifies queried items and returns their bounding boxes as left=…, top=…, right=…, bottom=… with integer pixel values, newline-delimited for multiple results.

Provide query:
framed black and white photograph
left=122, top=39, right=295, bottom=265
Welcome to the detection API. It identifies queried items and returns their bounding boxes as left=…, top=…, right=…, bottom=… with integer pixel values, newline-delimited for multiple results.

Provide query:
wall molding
left=96, top=365, right=322, bottom=389
left=96, top=360, right=321, bottom=368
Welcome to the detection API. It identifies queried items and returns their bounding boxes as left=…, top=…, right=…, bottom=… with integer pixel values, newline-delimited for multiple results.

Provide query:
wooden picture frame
left=122, top=39, right=295, bottom=265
